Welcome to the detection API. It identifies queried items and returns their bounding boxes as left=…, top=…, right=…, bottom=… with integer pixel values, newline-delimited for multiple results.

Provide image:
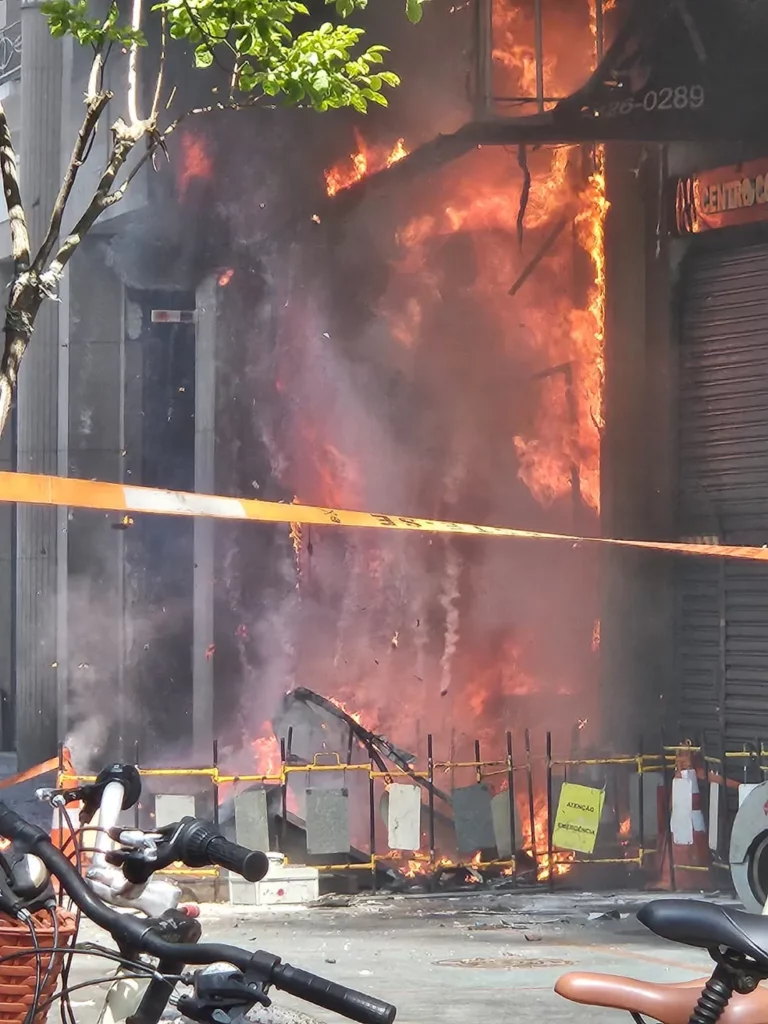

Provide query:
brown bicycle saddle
left=555, top=974, right=768, bottom=1024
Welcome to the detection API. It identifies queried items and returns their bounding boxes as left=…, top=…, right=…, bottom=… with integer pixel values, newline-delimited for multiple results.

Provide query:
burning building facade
left=2, top=0, right=768, bottom=809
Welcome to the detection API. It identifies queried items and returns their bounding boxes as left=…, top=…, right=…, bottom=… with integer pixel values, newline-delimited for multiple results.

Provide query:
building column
left=193, top=277, right=217, bottom=760
left=15, top=0, right=64, bottom=768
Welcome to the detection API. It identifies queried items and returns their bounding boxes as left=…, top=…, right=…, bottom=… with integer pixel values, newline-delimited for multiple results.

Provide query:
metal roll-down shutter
left=676, top=242, right=768, bottom=747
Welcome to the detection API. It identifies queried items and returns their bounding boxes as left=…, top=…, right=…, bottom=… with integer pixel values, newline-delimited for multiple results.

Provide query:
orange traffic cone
left=51, top=748, right=90, bottom=869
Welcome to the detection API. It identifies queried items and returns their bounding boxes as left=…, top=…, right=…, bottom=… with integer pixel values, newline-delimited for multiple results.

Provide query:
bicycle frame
left=64, top=779, right=187, bottom=1024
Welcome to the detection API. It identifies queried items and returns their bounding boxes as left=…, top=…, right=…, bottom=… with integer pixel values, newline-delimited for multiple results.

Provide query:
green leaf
left=49, top=0, right=423, bottom=115
left=194, top=44, right=214, bottom=67
left=406, top=0, right=425, bottom=23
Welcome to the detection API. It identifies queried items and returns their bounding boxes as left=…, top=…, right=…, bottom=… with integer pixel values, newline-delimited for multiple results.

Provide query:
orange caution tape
left=0, top=755, right=60, bottom=790
left=0, top=469, right=766, bottom=562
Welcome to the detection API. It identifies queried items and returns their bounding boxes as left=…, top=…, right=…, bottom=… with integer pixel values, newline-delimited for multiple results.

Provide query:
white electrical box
left=227, top=854, right=319, bottom=907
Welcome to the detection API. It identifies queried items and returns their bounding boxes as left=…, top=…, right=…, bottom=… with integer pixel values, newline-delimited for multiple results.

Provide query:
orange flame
left=325, top=131, right=408, bottom=196
left=251, top=726, right=282, bottom=777
left=177, top=132, right=213, bottom=199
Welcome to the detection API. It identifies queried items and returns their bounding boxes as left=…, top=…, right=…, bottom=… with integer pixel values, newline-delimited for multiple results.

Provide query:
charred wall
left=599, top=143, right=677, bottom=746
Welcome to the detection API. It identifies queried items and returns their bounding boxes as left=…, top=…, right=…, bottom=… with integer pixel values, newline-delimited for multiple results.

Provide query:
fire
left=264, top=0, right=609, bottom=864
left=591, top=618, right=601, bottom=652
left=252, top=726, right=282, bottom=777
left=218, top=268, right=235, bottom=287
left=325, top=131, right=408, bottom=196
left=526, top=803, right=574, bottom=881
left=328, top=696, right=366, bottom=727
left=176, top=131, right=213, bottom=199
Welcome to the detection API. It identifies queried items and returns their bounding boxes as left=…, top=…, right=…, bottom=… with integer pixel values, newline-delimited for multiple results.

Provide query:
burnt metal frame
left=64, top=734, right=768, bottom=894
left=474, top=0, right=607, bottom=118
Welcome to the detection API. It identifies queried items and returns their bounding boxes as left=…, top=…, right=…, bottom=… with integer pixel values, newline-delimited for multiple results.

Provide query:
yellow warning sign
left=552, top=783, right=605, bottom=855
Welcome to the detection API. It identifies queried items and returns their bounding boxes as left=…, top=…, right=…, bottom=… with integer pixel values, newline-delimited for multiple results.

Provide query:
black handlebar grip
left=206, top=836, right=269, bottom=883
left=272, top=963, right=396, bottom=1024
left=0, top=802, right=48, bottom=847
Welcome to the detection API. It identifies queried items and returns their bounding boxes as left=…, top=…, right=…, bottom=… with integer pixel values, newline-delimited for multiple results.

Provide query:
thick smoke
left=205, top=1, right=606, bottom=774
left=62, top=0, right=604, bottom=775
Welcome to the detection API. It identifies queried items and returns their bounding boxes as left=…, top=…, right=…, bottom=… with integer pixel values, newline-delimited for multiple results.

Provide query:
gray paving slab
left=63, top=892, right=739, bottom=1024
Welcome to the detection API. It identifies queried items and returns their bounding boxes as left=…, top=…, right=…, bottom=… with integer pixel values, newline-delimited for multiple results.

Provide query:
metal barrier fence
left=55, top=735, right=766, bottom=896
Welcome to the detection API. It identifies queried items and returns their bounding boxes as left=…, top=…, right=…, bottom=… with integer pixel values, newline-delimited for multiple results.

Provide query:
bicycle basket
left=0, top=908, right=77, bottom=1024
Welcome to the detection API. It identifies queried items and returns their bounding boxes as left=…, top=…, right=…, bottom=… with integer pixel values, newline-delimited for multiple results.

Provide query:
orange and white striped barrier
left=0, top=756, right=60, bottom=791
left=1, top=469, right=768, bottom=562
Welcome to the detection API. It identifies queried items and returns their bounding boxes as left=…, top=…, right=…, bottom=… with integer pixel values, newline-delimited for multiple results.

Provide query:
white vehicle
left=0, top=765, right=395, bottom=1024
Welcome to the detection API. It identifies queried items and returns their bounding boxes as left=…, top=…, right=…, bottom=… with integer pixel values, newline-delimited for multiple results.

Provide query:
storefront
left=674, top=158, right=768, bottom=747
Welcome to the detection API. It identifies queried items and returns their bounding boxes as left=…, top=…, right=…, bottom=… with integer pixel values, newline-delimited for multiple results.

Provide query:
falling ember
left=325, top=131, right=408, bottom=197
left=218, top=268, right=235, bottom=287
left=176, top=131, right=214, bottom=199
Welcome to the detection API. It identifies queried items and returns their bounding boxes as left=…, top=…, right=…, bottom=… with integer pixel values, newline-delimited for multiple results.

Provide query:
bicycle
left=557, top=900, right=768, bottom=1024
left=0, top=765, right=395, bottom=1024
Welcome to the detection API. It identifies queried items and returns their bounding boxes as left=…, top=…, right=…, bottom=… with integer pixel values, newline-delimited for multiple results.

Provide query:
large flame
left=325, top=131, right=408, bottom=197
left=248, top=0, right=611, bottom=880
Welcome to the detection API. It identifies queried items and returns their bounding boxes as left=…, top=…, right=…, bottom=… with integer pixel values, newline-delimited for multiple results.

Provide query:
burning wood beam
left=508, top=217, right=568, bottom=297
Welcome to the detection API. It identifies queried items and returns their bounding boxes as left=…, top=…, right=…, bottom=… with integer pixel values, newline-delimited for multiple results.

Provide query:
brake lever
left=177, top=970, right=271, bottom=1024
left=37, top=763, right=142, bottom=825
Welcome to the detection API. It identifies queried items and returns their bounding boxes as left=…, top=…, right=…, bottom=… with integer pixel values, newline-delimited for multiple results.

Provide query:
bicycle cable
left=21, top=913, right=42, bottom=1024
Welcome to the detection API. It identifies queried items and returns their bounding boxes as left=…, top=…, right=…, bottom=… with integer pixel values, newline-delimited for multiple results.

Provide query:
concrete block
left=234, top=789, right=270, bottom=854
left=305, top=788, right=350, bottom=856
left=452, top=785, right=496, bottom=855
left=155, top=794, right=195, bottom=828
left=387, top=784, right=422, bottom=852
left=491, top=791, right=523, bottom=858
left=629, top=772, right=664, bottom=841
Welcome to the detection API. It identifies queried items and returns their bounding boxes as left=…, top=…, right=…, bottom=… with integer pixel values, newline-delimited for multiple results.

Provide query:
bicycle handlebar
left=113, top=818, right=270, bottom=885
left=0, top=803, right=396, bottom=1024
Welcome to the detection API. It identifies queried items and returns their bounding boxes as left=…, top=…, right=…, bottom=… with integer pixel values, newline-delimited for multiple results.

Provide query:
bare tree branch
left=0, top=100, right=33, bottom=435
left=150, top=10, right=168, bottom=122
left=33, top=91, right=112, bottom=274
left=0, top=101, right=30, bottom=274
left=41, top=118, right=148, bottom=286
left=127, top=0, right=145, bottom=124
left=87, top=49, right=106, bottom=102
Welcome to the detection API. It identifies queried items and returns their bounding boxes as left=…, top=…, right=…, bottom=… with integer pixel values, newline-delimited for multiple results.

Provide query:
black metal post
left=719, top=728, right=729, bottom=864
left=506, top=731, right=517, bottom=887
left=134, top=740, right=141, bottom=829
left=533, top=0, right=544, bottom=111
left=661, top=731, right=676, bottom=892
left=212, top=738, right=221, bottom=902
left=546, top=731, right=554, bottom=891
left=369, top=747, right=377, bottom=894
left=474, top=0, right=494, bottom=117
left=280, top=737, right=287, bottom=854
left=57, top=741, right=64, bottom=862
left=525, top=728, right=537, bottom=863
left=427, top=734, right=435, bottom=865
left=637, top=735, right=645, bottom=869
